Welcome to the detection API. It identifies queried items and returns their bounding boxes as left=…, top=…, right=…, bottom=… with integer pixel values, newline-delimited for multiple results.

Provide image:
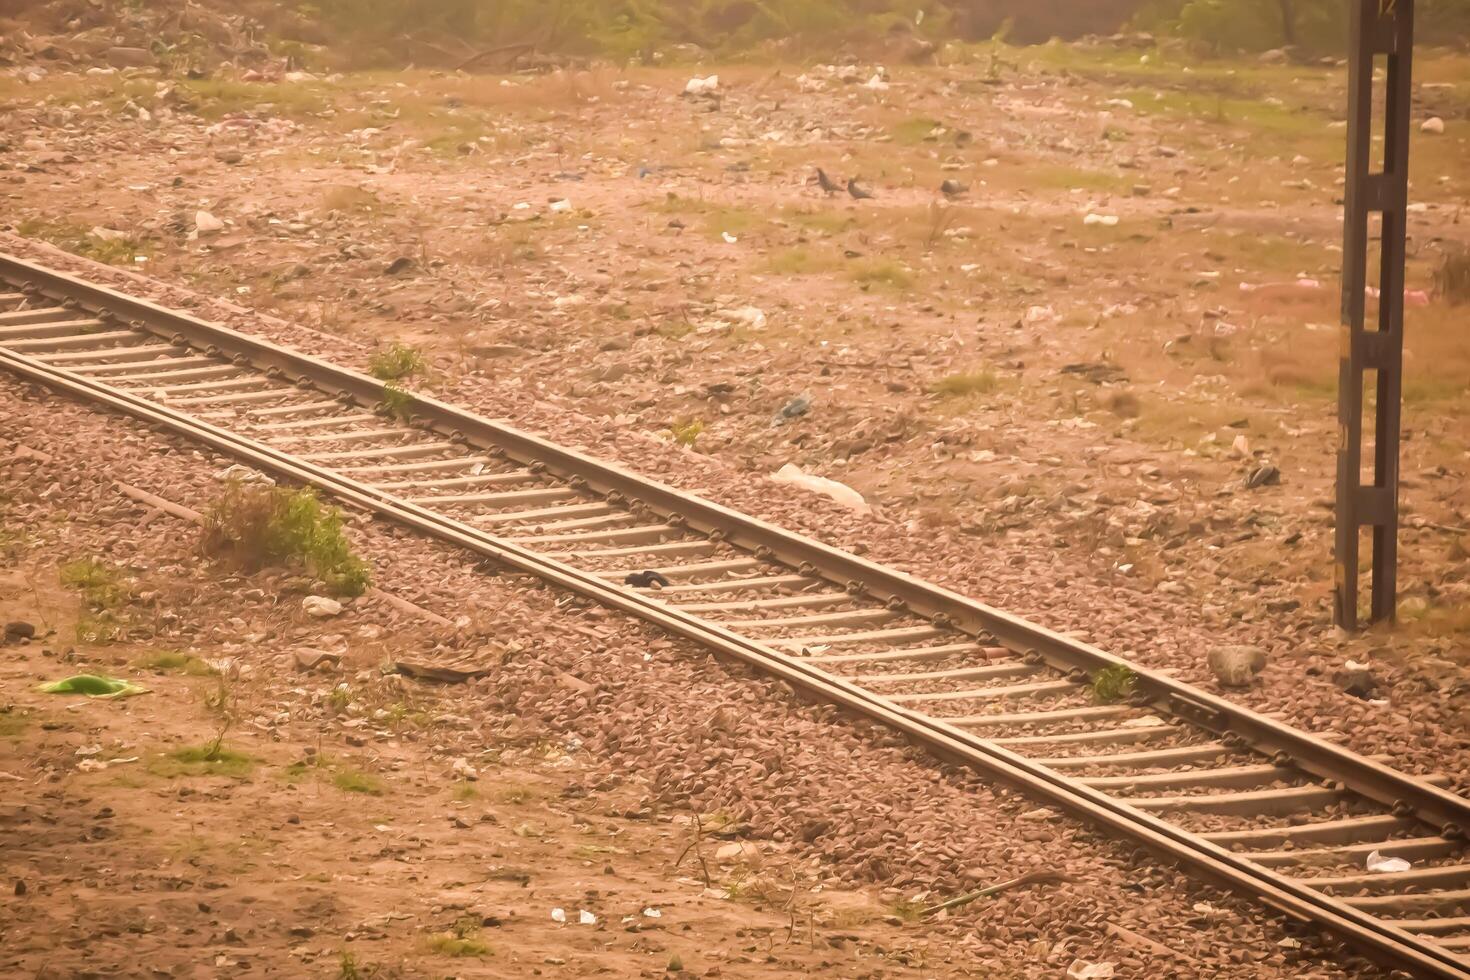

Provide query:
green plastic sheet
left=38, top=674, right=148, bottom=699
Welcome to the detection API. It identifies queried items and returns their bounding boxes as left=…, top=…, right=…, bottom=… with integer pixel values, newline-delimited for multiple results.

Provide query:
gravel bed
left=0, top=373, right=1393, bottom=978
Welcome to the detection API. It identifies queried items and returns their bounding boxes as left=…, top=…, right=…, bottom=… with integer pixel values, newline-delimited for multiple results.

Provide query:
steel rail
left=1, top=254, right=1467, bottom=977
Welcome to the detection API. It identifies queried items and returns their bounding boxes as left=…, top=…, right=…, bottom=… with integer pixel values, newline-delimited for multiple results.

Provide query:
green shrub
left=202, top=483, right=371, bottom=596
left=368, top=342, right=426, bottom=381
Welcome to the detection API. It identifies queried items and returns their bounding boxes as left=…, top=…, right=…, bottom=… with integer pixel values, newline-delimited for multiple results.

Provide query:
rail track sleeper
left=421, top=487, right=577, bottom=506
left=804, top=642, right=1005, bottom=665
left=593, top=558, right=767, bottom=581
left=93, top=363, right=238, bottom=383
left=507, top=523, right=677, bottom=546
left=242, top=399, right=343, bottom=419
left=145, top=376, right=264, bottom=396
left=1035, top=742, right=1231, bottom=769
left=166, top=387, right=295, bottom=407
left=0, top=312, right=92, bottom=332
left=1127, top=783, right=1353, bottom=816
left=888, top=678, right=1078, bottom=705
left=721, top=607, right=898, bottom=630
left=70, top=354, right=219, bottom=376
left=373, top=468, right=535, bottom=491
left=767, top=625, right=947, bottom=649
left=300, top=441, right=457, bottom=463
left=556, top=540, right=717, bottom=560
left=1341, top=888, right=1470, bottom=912
left=640, top=573, right=814, bottom=595
left=253, top=411, right=380, bottom=432
left=1388, top=917, right=1470, bottom=936
left=675, top=592, right=855, bottom=614
left=950, top=704, right=1135, bottom=727
left=1295, top=863, right=1470, bottom=893
left=273, top=426, right=414, bottom=445
left=991, top=725, right=1184, bottom=748
left=4, top=326, right=125, bottom=350
left=1240, top=837, right=1461, bottom=868
left=470, top=501, right=617, bottom=523
left=39, top=343, right=175, bottom=364
left=339, top=454, right=492, bottom=475
left=1082, top=762, right=1332, bottom=792
left=505, top=512, right=637, bottom=534
left=1203, top=815, right=1425, bottom=849
left=852, top=662, right=1040, bottom=684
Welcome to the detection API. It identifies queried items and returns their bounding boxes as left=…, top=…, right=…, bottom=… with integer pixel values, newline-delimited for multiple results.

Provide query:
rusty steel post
left=1337, top=0, right=1415, bottom=630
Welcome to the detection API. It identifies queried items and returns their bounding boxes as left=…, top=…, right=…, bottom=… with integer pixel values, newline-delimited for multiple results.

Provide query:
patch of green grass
left=201, top=483, right=370, bottom=597
left=670, top=417, right=705, bottom=448
left=886, top=896, right=927, bottom=922
left=930, top=370, right=998, bottom=398
left=332, top=767, right=386, bottom=795
left=0, top=708, right=29, bottom=740
left=427, top=917, right=491, bottom=958
left=1091, top=664, right=1137, bottom=704
left=891, top=116, right=943, bottom=145
left=60, top=558, right=129, bottom=608
left=368, top=342, right=426, bottom=381
left=15, top=219, right=149, bottom=265
left=134, top=651, right=215, bottom=676
left=170, top=78, right=336, bottom=121
left=849, top=260, right=914, bottom=292
left=149, top=743, right=254, bottom=778
left=783, top=208, right=857, bottom=236
left=452, top=782, right=478, bottom=801
left=762, top=247, right=838, bottom=276
left=379, top=381, right=414, bottom=422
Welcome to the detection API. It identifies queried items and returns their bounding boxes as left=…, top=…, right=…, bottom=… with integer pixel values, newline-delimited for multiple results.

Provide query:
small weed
left=427, top=917, right=491, bottom=957
left=1091, top=664, right=1137, bottom=704
left=202, top=483, right=370, bottom=597
left=1435, top=246, right=1470, bottom=305
left=931, top=370, right=998, bottom=397
left=368, top=342, right=426, bottom=381
left=886, top=896, right=928, bottom=922
left=0, top=708, right=29, bottom=740
left=379, top=381, right=414, bottom=421
left=333, top=767, right=386, bottom=795
left=667, top=954, right=684, bottom=972
left=149, top=743, right=254, bottom=778
left=1106, top=390, right=1142, bottom=418
left=320, top=185, right=386, bottom=215
left=891, top=116, right=942, bottom=145
left=134, top=651, right=214, bottom=676
left=327, top=684, right=352, bottom=712
left=60, top=558, right=128, bottom=608
left=763, top=247, right=836, bottom=275
left=670, top=417, right=705, bottom=448
left=452, top=782, right=478, bottom=801
left=849, top=260, right=914, bottom=292
left=336, top=949, right=379, bottom=980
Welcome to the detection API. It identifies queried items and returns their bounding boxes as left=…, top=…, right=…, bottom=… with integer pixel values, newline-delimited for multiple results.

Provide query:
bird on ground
left=846, top=178, right=875, bottom=200
left=940, top=179, right=969, bottom=199
left=815, top=167, right=841, bottom=196
left=624, top=569, right=672, bottom=589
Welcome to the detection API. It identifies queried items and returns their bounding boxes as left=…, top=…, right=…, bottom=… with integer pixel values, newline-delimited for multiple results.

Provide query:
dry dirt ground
left=1, top=31, right=1469, bottom=980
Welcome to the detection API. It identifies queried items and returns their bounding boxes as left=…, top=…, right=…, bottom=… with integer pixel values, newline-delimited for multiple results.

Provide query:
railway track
left=2, top=250, right=1468, bottom=978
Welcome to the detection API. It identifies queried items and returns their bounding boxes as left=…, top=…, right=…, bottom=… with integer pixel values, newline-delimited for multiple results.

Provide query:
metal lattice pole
left=1336, top=0, right=1415, bottom=630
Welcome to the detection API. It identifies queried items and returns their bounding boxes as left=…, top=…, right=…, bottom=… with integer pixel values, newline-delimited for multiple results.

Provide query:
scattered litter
left=1366, top=850, right=1411, bottom=874
left=550, top=907, right=567, bottom=923
left=578, top=909, right=596, bottom=925
left=770, top=464, right=870, bottom=515
left=776, top=394, right=812, bottom=421
left=215, top=463, right=274, bottom=485
left=1119, top=715, right=1166, bottom=728
left=1231, top=434, right=1251, bottom=458
left=721, top=231, right=738, bottom=244
left=38, top=675, right=148, bottom=699
left=642, top=907, right=662, bottom=918
left=863, top=73, right=890, bottom=91
left=1365, top=285, right=1432, bottom=307
left=1083, top=213, right=1119, bottom=227
left=1067, top=961, right=1116, bottom=979
left=1025, top=305, right=1058, bottom=324
left=684, top=75, right=719, bottom=95
left=1421, top=116, right=1445, bottom=134
left=78, top=756, right=139, bottom=772
left=395, top=661, right=489, bottom=683
left=293, top=648, right=341, bottom=672
left=451, top=757, right=479, bottom=780
left=302, top=595, right=343, bottom=618
left=1239, top=278, right=1322, bottom=293
left=549, top=199, right=572, bottom=213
